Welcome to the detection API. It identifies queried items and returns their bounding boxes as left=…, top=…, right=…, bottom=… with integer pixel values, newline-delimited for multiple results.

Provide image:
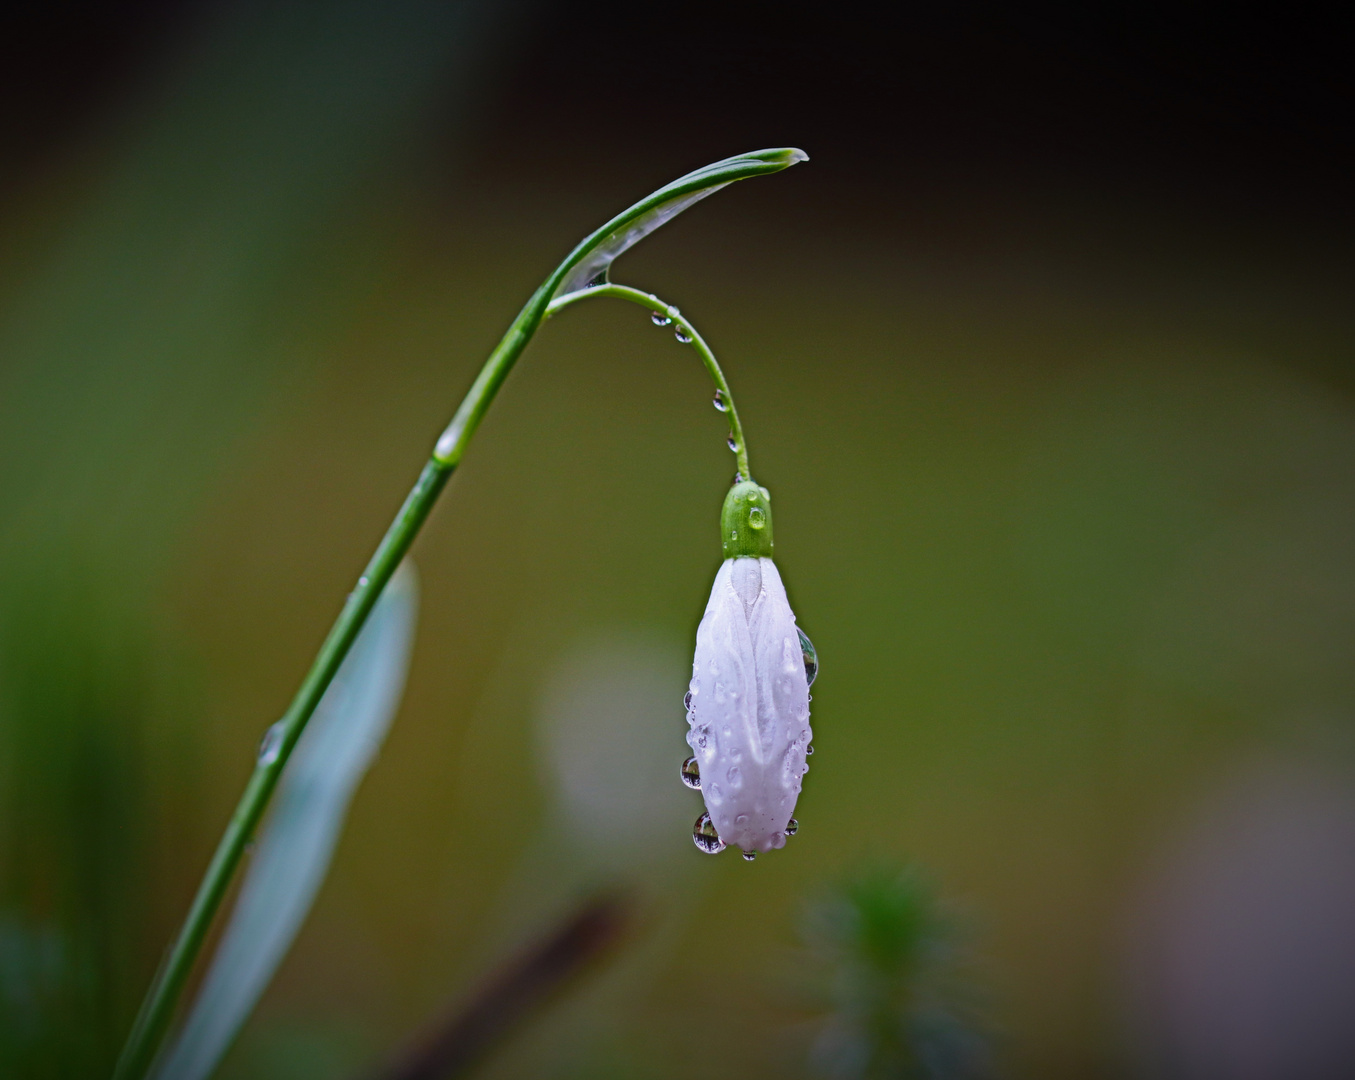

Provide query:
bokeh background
left=2, top=3, right=1353, bottom=1077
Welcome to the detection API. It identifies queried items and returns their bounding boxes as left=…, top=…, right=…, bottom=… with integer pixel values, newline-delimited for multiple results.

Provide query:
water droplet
left=785, top=818, right=799, bottom=836
left=684, top=690, right=693, bottom=710
left=681, top=757, right=701, bottom=789
left=712, top=389, right=727, bottom=412
left=735, top=813, right=750, bottom=827
left=674, top=327, right=693, bottom=344
left=693, top=812, right=725, bottom=854
left=727, top=434, right=738, bottom=452
left=806, top=744, right=815, bottom=755
left=742, top=851, right=756, bottom=861
left=726, top=765, right=742, bottom=788
left=651, top=310, right=672, bottom=326
left=797, top=627, right=818, bottom=687
left=358, top=575, right=369, bottom=587
left=748, top=506, right=766, bottom=530
left=257, top=722, right=285, bottom=766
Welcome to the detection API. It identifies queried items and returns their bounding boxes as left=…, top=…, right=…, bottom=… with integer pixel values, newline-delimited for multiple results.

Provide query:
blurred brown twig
left=368, top=891, right=633, bottom=1080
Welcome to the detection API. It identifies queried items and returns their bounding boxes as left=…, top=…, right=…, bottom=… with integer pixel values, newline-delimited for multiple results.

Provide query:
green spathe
left=722, top=481, right=774, bottom=559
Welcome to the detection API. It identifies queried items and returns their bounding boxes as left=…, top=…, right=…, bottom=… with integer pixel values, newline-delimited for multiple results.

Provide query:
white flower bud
left=686, top=556, right=812, bottom=855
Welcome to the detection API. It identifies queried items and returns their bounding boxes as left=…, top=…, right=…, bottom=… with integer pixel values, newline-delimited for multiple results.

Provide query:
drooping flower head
left=684, top=480, right=816, bottom=858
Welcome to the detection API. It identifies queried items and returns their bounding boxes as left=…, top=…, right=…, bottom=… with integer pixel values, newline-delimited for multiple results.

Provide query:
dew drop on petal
left=693, top=812, right=725, bottom=854
left=797, top=627, right=818, bottom=687
left=785, top=818, right=799, bottom=836
left=684, top=690, right=692, bottom=710
left=742, top=851, right=756, bottom=862
left=257, top=722, right=284, bottom=766
left=806, top=744, right=814, bottom=756
left=735, top=813, right=750, bottom=827
left=681, top=757, right=701, bottom=789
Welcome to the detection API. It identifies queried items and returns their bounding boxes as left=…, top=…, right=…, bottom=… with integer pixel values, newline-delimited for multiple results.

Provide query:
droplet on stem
left=651, top=310, right=672, bottom=326
left=257, top=722, right=285, bottom=766
left=674, top=327, right=693, bottom=344
left=727, top=433, right=738, bottom=452
left=713, top=389, right=727, bottom=412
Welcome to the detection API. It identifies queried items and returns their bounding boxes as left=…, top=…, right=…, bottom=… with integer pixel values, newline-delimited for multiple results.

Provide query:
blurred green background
left=2, top=3, right=1353, bottom=1078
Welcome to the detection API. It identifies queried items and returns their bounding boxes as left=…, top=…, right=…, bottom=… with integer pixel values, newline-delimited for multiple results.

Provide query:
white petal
left=688, top=557, right=811, bottom=854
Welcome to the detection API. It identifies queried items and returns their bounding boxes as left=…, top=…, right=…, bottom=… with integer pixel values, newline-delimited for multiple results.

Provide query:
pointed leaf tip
left=549, top=147, right=809, bottom=300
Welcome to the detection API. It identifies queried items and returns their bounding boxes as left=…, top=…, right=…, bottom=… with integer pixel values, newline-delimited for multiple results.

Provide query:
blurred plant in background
left=0, top=561, right=198, bottom=1076
left=802, top=866, right=993, bottom=1080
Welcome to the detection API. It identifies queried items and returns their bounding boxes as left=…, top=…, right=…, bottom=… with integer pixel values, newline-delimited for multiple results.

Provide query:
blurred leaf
left=153, top=563, right=419, bottom=1080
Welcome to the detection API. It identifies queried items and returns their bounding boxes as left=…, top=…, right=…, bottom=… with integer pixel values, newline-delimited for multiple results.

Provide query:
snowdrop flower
left=684, top=480, right=817, bottom=859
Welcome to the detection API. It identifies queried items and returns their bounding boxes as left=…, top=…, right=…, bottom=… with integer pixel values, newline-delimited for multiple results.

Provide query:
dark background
left=3, top=3, right=1354, bottom=1079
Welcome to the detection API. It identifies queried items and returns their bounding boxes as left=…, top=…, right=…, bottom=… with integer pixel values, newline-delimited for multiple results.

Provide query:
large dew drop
left=257, top=722, right=285, bottom=766
left=785, top=817, right=799, bottom=836
left=681, top=756, right=702, bottom=789
left=693, top=812, right=725, bottom=854
left=651, top=310, right=672, bottom=326
left=712, top=389, right=727, bottom=412
left=797, top=627, right=818, bottom=687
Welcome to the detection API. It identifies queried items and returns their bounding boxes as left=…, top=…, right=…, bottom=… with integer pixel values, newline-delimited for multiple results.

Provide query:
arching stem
left=547, top=284, right=753, bottom=480
left=114, top=149, right=801, bottom=1080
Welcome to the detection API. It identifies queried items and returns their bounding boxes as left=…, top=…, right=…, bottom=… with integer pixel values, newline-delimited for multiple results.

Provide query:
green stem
left=547, top=284, right=753, bottom=480
left=113, top=462, right=450, bottom=1080
left=112, top=283, right=755, bottom=1080
left=114, top=148, right=803, bottom=1080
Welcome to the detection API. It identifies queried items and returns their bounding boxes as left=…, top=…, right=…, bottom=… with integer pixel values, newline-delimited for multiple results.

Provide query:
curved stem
left=547, top=284, right=753, bottom=480
left=113, top=151, right=801, bottom=1080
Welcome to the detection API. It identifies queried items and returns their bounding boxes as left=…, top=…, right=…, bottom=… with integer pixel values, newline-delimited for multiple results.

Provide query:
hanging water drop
left=651, top=310, right=672, bottom=327
left=785, top=818, right=799, bottom=836
left=712, top=389, right=727, bottom=412
left=257, top=721, right=285, bottom=766
left=674, top=327, right=693, bottom=344
left=748, top=506, right=766, bottom=530
left=806, top=744, right=814, bottom=755
left=684, top=690, right=693, bottom=710
left=681, top=757, right=702, bottom=789
left=742, top=851, right=756, bottom=862
left=797, top=627, right=818, bottom=687
left=727, top=433, right=738, bottom=452
left=693, top=812, right=725, bottom=854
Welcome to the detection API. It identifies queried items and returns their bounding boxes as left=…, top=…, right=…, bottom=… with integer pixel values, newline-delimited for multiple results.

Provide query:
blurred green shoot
left=115, top=148, right=806, bottom=1080
left=802, top=865, right=993, bottom=1080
